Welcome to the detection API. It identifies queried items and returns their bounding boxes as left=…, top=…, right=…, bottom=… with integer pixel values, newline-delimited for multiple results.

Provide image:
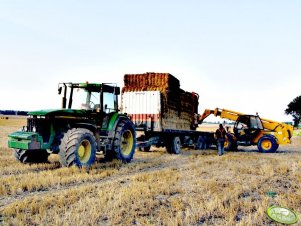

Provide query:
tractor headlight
left=32, top=126, right=37, bottom=132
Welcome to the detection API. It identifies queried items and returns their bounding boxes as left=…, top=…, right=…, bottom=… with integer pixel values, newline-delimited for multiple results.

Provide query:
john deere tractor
left=8, top=82, right=136, bottom=167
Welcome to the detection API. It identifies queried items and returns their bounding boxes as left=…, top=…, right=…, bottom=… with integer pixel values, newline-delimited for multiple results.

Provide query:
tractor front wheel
left=59, top=128, right=97, bottom=167
left=14, top=149, right=49, bottom=163
left=257, top=135, right=278, bottom=153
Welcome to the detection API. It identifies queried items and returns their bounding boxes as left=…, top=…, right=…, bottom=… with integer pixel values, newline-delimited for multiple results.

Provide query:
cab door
left=234, top=115, right=263, bottom=143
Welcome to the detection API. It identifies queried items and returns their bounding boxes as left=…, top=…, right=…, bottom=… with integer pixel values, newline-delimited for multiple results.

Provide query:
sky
left=0, top=1, right=300, bottom=122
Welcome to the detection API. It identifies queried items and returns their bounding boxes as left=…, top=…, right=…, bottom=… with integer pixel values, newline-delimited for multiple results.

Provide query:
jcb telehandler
left=198, top=108, right=293, bottom=153
left=8, top=82, right=136, bottom=167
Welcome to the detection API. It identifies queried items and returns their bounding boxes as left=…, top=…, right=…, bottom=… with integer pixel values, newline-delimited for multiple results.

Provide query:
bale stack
left=123, top=72, right=180, bottom=92
left=122, top=72, right=198, bottom=131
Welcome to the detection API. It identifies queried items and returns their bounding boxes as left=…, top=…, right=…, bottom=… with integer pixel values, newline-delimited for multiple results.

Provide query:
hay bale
left=122, top=72, right=199, bottom=131
left=123, top=72, right=180, bottom=91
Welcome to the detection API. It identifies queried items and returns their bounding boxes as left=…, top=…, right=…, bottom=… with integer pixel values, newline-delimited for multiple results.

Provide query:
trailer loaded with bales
left=121, top=72, right=214, bottom=154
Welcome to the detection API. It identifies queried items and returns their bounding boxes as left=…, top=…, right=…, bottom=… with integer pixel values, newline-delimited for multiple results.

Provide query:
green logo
left=267, top=206, right=298, bottom=224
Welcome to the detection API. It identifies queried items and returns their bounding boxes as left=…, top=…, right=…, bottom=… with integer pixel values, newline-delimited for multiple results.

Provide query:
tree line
left=285, top=95, right=301, bottom=127
left=0, top=110, right=28, bottom=116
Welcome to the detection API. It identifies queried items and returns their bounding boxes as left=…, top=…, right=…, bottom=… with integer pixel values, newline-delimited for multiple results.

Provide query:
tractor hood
left=29, top=109, right=88, bottom=117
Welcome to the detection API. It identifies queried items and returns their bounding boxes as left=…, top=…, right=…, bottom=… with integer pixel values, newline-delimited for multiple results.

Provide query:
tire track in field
left=0, top=153, right=193, bottom=210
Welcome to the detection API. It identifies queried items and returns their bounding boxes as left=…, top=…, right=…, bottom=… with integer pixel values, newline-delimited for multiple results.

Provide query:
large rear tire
left=59, top=128, right=97, bottom=167
left=257, top=135, right=278, bottom=153
left=224, top=133, right=237, bottom=151
left=14, top=149, right=49, bottom=163
left=166, top=136, right=181, bottom=154
left=110, top=119, right=136, bottom=163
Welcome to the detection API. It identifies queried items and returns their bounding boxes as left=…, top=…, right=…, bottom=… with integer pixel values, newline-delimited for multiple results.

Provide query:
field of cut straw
left=0, top=117, right=300, bottom=225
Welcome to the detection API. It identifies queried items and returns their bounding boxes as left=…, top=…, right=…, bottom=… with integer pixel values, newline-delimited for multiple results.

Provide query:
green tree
left=285, top=95, right=301, bottom=127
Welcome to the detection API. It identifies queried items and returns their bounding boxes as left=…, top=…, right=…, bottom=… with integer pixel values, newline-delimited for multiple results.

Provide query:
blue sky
left=0, top=1, right=300, bottom=122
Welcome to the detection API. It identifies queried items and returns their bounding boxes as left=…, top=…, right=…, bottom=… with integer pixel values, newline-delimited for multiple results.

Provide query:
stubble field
left=0, top=117, right=300, bottom=225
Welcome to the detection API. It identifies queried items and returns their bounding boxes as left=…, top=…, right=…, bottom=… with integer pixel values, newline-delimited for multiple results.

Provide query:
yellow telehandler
left=198, top=108, right=293, bottom=153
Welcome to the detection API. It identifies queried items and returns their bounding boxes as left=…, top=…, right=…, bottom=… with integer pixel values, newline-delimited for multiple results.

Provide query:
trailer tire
left=167, top=136, right=181, bottom=154
left=139, top=146, right=151, bottom=152
left=59, top=128, right=97, bottom=167
left=14, top=149, right=49, bottom=163
left=257, top=135, right=278, bottom=153
left=195, top=136, right=205, bottom=150
left=112, top=119, right=136, bottom=163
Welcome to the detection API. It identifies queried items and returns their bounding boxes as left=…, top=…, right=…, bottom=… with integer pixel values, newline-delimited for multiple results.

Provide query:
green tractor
left=8, top=82, right=136, bottom=167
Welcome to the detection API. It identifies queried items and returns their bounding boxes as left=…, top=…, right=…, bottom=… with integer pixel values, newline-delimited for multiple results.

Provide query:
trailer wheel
left=167, top=136, right=181, bottom=154
left=59, top=128, right=97, bottom=167
left=257, top=135, right=278, bottom=153
left=195, top=136, right=205, bottom=150
left=224, top=133, right=237, bottom=151
left=112, top=119, right=136, bottom=163
left=139, top=146, right=151, bottom=152
left=14, top=149, right=49, bottom=163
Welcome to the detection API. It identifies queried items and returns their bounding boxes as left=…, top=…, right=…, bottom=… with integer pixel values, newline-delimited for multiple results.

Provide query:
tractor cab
left=233, top=115, right=263, bottom=145
left=58, top=82, right=120, bottom=114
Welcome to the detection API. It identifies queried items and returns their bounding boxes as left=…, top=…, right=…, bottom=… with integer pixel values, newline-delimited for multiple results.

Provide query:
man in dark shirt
left=215, top=123, right=226, bottom=156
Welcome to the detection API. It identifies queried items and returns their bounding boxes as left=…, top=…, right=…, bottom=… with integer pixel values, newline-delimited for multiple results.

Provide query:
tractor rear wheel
left=14, top=149, right=49, bottom=163
left=59, top=128, right=97, bottom=167
left=167, top=136, right=181, bottom=154
left=111, top=119, right=136, bottom=163
left=257, top=135, right=278, bottom=153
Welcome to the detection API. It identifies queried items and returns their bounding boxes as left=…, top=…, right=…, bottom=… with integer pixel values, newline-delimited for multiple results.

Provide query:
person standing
left=215, top=124, right=226, bottom=156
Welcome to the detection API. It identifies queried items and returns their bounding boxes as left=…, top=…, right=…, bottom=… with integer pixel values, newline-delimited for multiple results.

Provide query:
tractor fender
left=73, top=123, right=97, bottom=134
left=261, top=133, right=278, bottom=143
left=107, top=114, right=135, bottom=138
left=104, top=114, right=136, bottom=154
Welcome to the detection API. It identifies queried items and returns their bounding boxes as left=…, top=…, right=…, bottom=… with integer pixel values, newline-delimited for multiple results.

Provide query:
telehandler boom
left=198, top=108, right=293, bottom=153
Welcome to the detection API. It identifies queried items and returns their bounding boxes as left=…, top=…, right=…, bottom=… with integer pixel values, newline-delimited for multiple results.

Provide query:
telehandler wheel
left=14, top=149, right=49, bottom=163
left=167, top=136, right=181, bottom=154
left=257, top=135, right=278, bottom=153
left=112, top=119, right=136, bottom=163
left=59, top=128, right=97, bottom=167
left=224, top=133, right=237, bottom=151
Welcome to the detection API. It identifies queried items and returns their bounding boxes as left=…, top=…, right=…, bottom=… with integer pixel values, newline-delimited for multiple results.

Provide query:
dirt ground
left=0, top=117, right=300, bottom=225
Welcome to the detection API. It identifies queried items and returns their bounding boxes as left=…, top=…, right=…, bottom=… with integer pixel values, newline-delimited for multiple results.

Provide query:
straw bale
left=122, top=72, right=199, bottom=131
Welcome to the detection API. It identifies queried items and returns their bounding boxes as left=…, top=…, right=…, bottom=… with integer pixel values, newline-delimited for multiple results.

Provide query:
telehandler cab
left=8, top=82, right=136, bottom=167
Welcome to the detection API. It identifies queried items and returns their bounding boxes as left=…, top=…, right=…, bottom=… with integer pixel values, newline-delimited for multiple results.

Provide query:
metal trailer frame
left=136, top=128, right=215, bottom=153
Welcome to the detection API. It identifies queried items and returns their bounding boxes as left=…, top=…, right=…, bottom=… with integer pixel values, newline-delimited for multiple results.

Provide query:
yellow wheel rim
left=224, top=140, right=229, bottom=149
left=121, top=129, right=134, bottom=156
left=77, top=139, right=92, bottom=163
left=261, top=139, right=272, bottom=151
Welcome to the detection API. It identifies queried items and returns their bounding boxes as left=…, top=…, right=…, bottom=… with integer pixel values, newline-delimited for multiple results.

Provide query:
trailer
left=121, top=72, right=214, bottom=153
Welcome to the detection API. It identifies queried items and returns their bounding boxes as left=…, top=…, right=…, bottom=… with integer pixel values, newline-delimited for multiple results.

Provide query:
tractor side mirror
left=58, top=86, right=62, bottom=95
